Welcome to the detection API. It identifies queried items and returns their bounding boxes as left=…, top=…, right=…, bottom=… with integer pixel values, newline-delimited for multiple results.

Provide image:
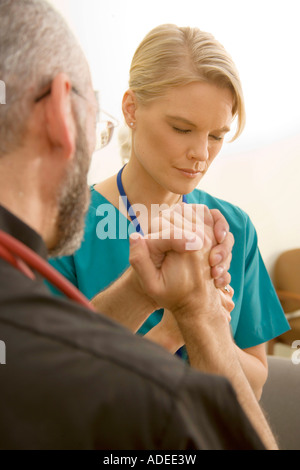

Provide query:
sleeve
left=45, top=255, right=78, bottom=297
left=234, top=212, right=290, bottom=349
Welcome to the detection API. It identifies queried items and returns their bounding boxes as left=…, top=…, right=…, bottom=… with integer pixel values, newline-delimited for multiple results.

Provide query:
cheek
left=208, top=143, right=223, bottom=163
left=134, top=124, right=171, bottom=160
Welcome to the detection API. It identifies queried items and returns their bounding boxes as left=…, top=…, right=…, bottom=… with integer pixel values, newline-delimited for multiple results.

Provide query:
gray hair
left=0, top=0, right=90, bottom=156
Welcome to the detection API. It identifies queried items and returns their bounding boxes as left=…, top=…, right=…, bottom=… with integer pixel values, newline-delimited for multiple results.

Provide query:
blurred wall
left=200, top=133, right=300, bottom=275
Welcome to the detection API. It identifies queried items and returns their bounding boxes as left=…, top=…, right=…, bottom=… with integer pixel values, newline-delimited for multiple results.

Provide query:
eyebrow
left=166, top=115, right=197, bottom=127
left=166, top=115, right=231, bottom=133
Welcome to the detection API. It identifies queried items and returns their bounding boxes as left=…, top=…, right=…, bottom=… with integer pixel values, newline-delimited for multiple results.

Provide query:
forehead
left=149, top=81, right=234, bottom=125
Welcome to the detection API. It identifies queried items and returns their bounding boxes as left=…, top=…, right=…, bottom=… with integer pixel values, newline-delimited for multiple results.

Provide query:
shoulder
left=186, top=188, right=248, bottom=220
left=88, top=184, right=114, bottom=213
left=92, top=174, right=120, bottom=209
left=76, top=185, right=119, bottom=238
left=186, top=189, right=255, bottom=237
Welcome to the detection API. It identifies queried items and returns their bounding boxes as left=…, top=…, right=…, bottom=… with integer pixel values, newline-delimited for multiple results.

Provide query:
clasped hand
left=129, top=203, right=234, bottom=318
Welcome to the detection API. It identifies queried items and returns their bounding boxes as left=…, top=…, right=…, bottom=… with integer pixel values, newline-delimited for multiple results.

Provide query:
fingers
left=221, top=284, right=234, bottom=299
left=129, top=230, right=201, bottom=288
left=209, top=208, right=234, bottom=288
left=209, top=208, right=234, bottom=286
left=210, top=228, right=234, bottom=267
left=145, top=230, right=203, bottom=258
left=151, top=203, right=212, bottom=236
left=218, top=284, right=235, bottom=322
left=131, top=204, right=233, bottom=293
left=210, top=209, right=230, bottom=244
left=129, top=230, right=206, bottom=308
left=210, top=229, right=234, bottom=287
left=213, top=269, right=231, bottom=289
left=149, top=203, right=215, bottom=253
left=211, top=250, right=232, bottom=276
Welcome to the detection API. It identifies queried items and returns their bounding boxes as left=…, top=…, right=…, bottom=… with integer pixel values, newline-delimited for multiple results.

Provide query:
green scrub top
left=47, top=186, right=290, bottom=353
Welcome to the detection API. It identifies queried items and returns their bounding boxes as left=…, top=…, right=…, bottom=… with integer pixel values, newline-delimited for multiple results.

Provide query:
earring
left=130, top=122, right=134, bottom=127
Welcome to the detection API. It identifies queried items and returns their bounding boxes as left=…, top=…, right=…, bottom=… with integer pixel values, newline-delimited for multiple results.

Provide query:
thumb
left=129, top=233, right=159, bottom=294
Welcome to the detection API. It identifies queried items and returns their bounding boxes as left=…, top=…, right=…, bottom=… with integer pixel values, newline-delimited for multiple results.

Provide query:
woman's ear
left=122, top=89, right=138, bottom=128
left=44, top=73, right=76, bottom=160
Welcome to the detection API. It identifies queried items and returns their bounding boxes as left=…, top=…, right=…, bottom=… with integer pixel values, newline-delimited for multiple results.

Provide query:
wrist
left=176, top=312, right=236, bottom=374
left=170, top=280, right=220, bottom=325
left=126, top=266, right=158, bottom=314
left=91, top=267, right=157, bottom=332
left=170, top=288, right=233, bottom=356
left=145, top=323, right=181, bottom=354
left=173, top=304, right=229, bottom=341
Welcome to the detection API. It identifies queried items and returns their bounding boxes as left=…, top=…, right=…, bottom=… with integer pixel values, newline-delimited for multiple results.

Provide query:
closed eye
left=209, top=134, right=223, bottom=142
left=173, top=127, right=191, bottom=134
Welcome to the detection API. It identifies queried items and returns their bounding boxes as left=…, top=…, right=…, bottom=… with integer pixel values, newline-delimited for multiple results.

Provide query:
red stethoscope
left=0, top=229, right=94, bottom=311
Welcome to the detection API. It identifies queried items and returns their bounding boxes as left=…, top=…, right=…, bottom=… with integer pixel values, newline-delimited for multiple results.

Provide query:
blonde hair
left=128, top=23, right=245, bottom=141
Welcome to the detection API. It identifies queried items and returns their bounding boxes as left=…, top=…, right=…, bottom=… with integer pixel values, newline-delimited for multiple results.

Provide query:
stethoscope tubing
left=0, top=229, right=94, bottom=310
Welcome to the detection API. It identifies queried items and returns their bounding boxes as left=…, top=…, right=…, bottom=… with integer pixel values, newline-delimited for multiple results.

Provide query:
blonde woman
left=49, top=24, right=289, bottom=399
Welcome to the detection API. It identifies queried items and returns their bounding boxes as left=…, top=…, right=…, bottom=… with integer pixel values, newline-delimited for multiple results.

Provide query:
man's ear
left=122, top=89, right=138, bottom=128
left=44, top=73, right=76, bottom=159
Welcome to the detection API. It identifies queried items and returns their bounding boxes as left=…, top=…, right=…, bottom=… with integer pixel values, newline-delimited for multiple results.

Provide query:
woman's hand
left=145, top=204, right=234, bottom=290
left=218, top=284, right=235, bottom=322
left=129, top=203, right=234, bottom=320
left=130, top=204, right=214, bottom=310
left=209, top=209, right=234, bottom=289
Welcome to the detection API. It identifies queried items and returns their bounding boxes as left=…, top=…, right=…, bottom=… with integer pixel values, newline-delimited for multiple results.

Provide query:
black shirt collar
left=0, top=204, right=48, bottom=259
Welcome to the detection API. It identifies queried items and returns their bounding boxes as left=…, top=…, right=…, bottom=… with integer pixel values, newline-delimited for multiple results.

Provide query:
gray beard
left=48, top=121, right=91, bottom=258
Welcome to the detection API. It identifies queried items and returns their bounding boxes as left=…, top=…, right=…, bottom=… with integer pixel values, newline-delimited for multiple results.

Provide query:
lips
left=176, top=167, right=205, bottom=178
left=179, top=168, right=201, bottom=174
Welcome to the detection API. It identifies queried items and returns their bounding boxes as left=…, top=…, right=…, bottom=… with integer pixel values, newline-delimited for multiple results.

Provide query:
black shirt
left=0, top=205, right=265, bottom=450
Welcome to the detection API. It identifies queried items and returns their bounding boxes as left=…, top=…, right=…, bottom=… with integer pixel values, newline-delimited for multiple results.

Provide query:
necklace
left=116, top=165, right=187, bottom=237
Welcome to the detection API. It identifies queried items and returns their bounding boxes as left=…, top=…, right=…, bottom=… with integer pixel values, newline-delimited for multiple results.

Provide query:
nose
left=187, top=136, right=209, bottom=162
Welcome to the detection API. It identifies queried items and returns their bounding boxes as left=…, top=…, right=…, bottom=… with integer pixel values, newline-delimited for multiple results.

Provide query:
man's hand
left=146, top=203, right=234, bottom=290
left=129, top=204, right=221, bottom=312
left=145, top=282, right=234, bottom=354
left=93, top=203, right=234, bottom=333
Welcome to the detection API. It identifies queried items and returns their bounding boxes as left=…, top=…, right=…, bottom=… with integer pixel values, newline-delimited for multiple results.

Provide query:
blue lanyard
left=116, top=165, right=187, bottom=237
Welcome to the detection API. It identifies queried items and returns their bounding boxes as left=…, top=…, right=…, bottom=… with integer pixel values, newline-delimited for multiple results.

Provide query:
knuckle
left=224, top=272, right=231, bottom=285
left=215, top=245, right=228, bottom=260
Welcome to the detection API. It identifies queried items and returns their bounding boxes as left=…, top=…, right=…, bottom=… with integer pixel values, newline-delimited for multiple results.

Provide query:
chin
left=48, top=229, right=84, bottom=258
